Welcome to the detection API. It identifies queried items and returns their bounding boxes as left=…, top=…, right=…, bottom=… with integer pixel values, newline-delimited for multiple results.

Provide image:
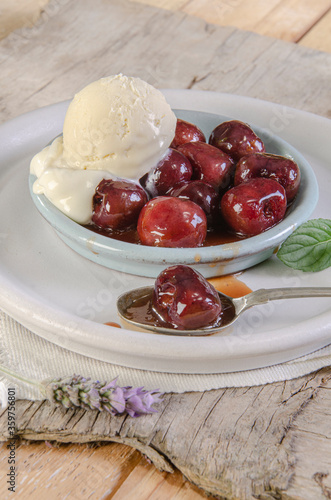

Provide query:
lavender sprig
left=44, top=375, right=163, bottom=417
left=0, top=365, right=163, bottom=417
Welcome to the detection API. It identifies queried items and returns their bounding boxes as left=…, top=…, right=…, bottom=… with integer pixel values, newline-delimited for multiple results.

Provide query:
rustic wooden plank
left=1, top=368, right=331, bottom=498
left=130, top=0, right=331, bottom=44
left=2, top=0, right=331, bottom=53
left=0, top=0, right=49, bottom=40
left=299, top=7, right=331, bottom=53
left=176, top=0, right=331, bottom=43
left=110, top=458, right=211, bottom=500
left=251, top=0, right=331, bottom=42
left=280, top=381, right=331, bottom=499
left=1, top=0, right=331, bottom=123
left=0, top=440, right=211, bottom=500
left=137, top=0, right=331, bottom=53
left=182, top=0, right=281, bottom=31
left=130, top=0, right=188, bottom=9
left=0, top=440, right=143, bottom=499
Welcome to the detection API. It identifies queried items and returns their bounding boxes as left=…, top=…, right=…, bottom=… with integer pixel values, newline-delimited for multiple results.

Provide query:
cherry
left=177, top=141, right=234, bottom=192
left=137, top=196, right=207, bottom=247
left=170, top=118, right=206, bottom=149
left=86, top=116, right=301, bottom=249
left=168, top=180, right=220, bottom=228
left=139, top=148, right=192, bottom=197
left=234, top=153, right=301, bottom=203
left=220, top=178, right=287, bottom=236
left=92, top=178, right=148, bottom=231
left=209, top=120, right=265, bottom=161
left=153, top=265, right=222, bottom=329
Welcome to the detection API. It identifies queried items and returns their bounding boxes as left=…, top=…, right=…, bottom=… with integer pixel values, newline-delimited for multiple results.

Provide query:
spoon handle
left=241, top=287, right=331, bottom=312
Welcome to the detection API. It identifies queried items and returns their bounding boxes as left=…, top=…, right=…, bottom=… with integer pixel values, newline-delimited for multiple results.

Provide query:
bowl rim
left=29, top=109, right=319, bottom=266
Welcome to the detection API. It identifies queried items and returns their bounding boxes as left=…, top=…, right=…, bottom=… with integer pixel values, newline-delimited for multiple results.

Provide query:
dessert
left=152, top=265, right=222, bottom=329
left=30, top=76, right=301, bottom=249
left=30, top=74, right=176, bottom=224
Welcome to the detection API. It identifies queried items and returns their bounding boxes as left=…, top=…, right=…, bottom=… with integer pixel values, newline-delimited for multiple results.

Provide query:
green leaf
left=277, top=219, right=331, bottom=272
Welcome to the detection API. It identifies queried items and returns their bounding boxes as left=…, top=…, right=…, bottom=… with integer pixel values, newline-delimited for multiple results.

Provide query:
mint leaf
left=277, top=219, right=331, bottom=272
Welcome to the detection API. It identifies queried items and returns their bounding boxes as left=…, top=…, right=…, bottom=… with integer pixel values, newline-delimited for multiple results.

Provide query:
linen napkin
left=1, top=311, right=330, bottom=400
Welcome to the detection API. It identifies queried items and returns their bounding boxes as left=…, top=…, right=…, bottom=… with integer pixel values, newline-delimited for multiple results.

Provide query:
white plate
left=0, top=90, right=330, bottom=374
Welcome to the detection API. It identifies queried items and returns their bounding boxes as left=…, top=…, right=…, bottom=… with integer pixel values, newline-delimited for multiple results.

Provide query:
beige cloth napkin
left=1, top=311, right=331, bottom=399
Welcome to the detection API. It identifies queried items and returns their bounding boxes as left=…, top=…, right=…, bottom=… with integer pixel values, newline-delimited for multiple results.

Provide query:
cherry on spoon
left=117, top=286, right=331, bottom=336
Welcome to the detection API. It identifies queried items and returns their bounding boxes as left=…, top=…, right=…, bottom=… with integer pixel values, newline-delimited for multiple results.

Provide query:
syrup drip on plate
left=104, top=321, right=122, bottom=328
left=208, top=274, right=252, bottom=298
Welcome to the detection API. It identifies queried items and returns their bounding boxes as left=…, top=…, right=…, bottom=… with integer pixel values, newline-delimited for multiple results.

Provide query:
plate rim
left=0, top=89, right=330, bottom=374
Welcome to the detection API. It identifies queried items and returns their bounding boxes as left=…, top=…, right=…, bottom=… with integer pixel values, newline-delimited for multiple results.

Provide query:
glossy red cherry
left=234, top=152, right=301, bottom=202
left=170, top=118, right=206, bottom=149
left=137, top=196, right=207, bottom=247
left=168, top=180, right=220, bottom=228
left=153, top=265, right=222, bottom=329
left=178, top=141, right=234, bottom=192
left=220, top=178, right=287, bottom=236
left=139, top=148, right=192, bottom=197
left=209, top=120, right=265, bottom=161
left=92, top=178, right=148, bottom=231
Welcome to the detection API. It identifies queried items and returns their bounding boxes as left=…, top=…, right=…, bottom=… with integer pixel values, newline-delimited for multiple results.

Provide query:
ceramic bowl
left=29, top=109, right=319, bottom=278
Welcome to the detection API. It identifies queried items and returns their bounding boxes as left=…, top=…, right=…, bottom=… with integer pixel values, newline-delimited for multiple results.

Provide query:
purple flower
left=103, top=386, right=126, bottom=415
left=122, top=386, right=164, bottom=417
left=43, top=375, right=163, bottom=417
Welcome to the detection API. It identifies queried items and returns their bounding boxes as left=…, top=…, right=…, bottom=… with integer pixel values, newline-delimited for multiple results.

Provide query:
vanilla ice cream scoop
left=30, top=75, right=177, bottom=224
left=62, top=74, right=176, bottom=178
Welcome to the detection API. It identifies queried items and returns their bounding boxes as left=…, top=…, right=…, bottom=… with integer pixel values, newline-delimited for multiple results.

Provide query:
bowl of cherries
left=30, top=109, right=319, bottom=278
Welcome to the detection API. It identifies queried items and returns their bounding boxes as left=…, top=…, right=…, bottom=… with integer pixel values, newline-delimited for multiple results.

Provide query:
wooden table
left=0, top=1, right=331, bottom=498
left=1, top=0, right=331, bottom=52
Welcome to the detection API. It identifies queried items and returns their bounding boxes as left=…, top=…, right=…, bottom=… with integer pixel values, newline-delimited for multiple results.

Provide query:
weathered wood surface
left=1, top=368, right=331, bottom=499
left=131, top=0, right=331, bottom=47
left=0, top=0, right=50, bottom=40
left=299, top=7, right=331, bottom=53
left=0, top=0, right=331, bottom=498
left=2, top=0, right=331, bottom=52
left=1, top=0, right=331, bottom=122
left=0, top=441, right=210, bottom=499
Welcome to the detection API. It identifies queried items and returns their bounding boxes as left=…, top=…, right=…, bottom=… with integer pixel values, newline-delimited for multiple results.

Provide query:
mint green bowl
left=29, top=110, right=319, bottom=278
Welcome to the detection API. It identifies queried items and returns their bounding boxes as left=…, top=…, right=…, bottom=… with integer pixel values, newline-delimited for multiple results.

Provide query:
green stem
left=0, top=364, right=43, bottom=393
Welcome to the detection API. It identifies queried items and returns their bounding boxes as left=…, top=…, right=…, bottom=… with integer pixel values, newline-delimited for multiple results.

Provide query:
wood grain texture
left=1, top=368, right=331, bottom=498
left=2, top=0, right=331, bottom=52
left=131, top=0, right=331, bottom=49
left=1, top=0, right=331, bottom=124
left=299, top=8, right=331, bottom=53
left=130, top=0, right=189, bottom=9
left=0, top=440, right=210, bottom=499
left=0, top=0, right=49, bottom=40
left=0, top=0, right=331, bottom=498
left=182, top=0, right=331, bottom=41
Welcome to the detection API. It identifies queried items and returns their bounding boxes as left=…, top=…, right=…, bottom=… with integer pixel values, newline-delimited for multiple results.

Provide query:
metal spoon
left=117, top=286, right=331, bottom=336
